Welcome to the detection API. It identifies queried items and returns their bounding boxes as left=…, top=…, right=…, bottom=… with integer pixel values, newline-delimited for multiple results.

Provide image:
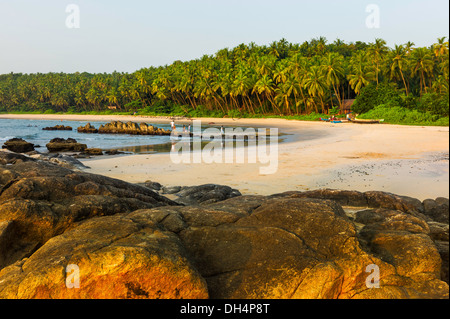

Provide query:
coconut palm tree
left=410, top=47, right=434, bottom=95
left=386, top=45, right=410, bottom=96
left=322, top=52, right=345, bottom=108
left=368, top=38, right=388, bottom=85
left=253, top=74, right=278, bottom=113
left=433, top=37, right=449, bottom=63
left=347, top=51, right=375, bottom=95
left=303, top=65, right=327, bottom=113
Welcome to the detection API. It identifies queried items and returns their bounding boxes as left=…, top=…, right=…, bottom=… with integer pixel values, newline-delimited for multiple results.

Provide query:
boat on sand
left=349, top=118, right=384, bottom=124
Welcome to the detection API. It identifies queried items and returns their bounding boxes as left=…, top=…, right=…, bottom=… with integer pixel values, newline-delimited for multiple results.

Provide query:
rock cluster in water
left=77, top=121, right=171, bottom=136
left=0, top=151, right=448, bottom=299
left=46, top=138, right=87, bottom=152
left=76, top=123, right=98, bottom=134
left=42, top=125, right=73, bottom=131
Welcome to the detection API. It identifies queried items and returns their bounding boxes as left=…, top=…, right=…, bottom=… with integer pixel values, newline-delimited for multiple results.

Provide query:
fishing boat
left=349, top=118, right=384, bottom=124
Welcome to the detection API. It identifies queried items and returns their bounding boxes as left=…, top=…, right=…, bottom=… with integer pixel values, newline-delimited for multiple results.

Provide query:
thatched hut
left=341, top=99, right=355, bottom=114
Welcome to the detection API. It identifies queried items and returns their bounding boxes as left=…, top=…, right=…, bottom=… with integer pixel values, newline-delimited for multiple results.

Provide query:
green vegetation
left=358, top=105, right=449, bottom=126
left=0, top=37, right=448, bottom=125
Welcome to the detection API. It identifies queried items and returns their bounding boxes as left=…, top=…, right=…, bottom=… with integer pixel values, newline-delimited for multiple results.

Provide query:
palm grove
left=0, top=37, right=448, bottom=121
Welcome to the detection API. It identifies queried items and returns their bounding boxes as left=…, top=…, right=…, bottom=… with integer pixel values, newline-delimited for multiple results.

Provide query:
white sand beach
left=1, top=113, right=449, bottom=200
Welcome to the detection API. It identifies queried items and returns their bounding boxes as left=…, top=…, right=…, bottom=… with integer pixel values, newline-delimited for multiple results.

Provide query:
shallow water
left=0, top=119, right=288, bottom=154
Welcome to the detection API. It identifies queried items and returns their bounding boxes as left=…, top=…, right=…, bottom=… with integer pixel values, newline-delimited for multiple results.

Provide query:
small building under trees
left=341, top=99, right=355, bottom=114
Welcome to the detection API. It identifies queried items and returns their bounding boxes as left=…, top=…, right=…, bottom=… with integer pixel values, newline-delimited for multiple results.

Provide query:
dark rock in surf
left=2, top=138, right=35, bottom=153
left=46, top=138, right=87, bottom=152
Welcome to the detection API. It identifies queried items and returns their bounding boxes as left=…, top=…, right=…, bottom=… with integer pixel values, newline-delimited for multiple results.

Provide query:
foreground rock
left=46, top=138, right=87, bottom=152
left=0, top=215, right=208, bottom=299
left=2, top=138, right=35, bottom=153
left=0, top=156, right=178, bottom=271
left=0, top=155, right=448, bottom=299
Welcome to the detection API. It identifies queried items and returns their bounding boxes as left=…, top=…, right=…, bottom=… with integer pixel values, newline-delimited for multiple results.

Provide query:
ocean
left=0, top=118, right=173, bottom=153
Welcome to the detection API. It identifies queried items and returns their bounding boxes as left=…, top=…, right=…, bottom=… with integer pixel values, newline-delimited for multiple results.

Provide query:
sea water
left=0, top=118, right=282, bottom=154
left=0, top=118, right=173, bottom=153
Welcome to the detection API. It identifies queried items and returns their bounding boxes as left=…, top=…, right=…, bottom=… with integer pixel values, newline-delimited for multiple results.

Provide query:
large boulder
left=122, top=196, right=448, bottom=299
left=0, top=160, right=179, bottom=270
left=0, top=215, right=208, bottom=299
left=176, top=197, right=447, bottom=299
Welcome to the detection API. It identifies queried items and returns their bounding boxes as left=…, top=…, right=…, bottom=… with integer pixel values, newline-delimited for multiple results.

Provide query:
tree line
left=0, top=37, right=448, bottom=117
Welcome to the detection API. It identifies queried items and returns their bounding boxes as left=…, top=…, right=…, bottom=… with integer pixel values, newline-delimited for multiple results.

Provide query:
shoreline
left=1, top=113, right=449, bottom=200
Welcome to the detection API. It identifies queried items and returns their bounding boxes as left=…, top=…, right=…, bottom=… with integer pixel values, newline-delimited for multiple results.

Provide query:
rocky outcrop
left=0, top=155, right=448, bottom=299
left=97, top=121, right=171, bottom=136
left=46, top=138, right=87, bottom=152
left=77, top=123, right=98, bottom=134
left=0, top=158, right=178, bottom=271
left=77, top=121, right=172, bottom=135
left=43, top=125, right=72, bottom=131
left=2, top=138, right=35, bottom=153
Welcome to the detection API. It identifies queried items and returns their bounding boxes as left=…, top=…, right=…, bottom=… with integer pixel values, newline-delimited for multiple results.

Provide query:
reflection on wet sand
left=114, top=137, right=286, bottom=155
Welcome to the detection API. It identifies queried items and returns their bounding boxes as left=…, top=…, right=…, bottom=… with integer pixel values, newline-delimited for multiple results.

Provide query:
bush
left=352, top=83, right=404, bottom=114
left=227, top=109, right=242, bottom=118
left=417, top=92, right=449, bottom=117
left=358, top=105, right=449, bottom=126
left=124, top=100, right=142, bottom=112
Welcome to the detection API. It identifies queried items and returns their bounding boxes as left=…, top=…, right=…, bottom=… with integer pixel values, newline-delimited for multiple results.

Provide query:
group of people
left=170, top=119, right=190, bottom=133
left=170, top=119, right=226, bottom=135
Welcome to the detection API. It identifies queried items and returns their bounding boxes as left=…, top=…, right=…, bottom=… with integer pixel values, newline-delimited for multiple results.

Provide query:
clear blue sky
left=0, top=0, right=448, bottom=74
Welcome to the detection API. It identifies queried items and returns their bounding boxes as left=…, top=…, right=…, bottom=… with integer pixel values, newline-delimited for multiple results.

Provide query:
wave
left=0, top=136, right=17, bottom=142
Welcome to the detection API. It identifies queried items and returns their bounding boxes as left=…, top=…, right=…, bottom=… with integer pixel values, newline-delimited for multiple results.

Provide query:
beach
left=1, top=113, right=449, bottom=200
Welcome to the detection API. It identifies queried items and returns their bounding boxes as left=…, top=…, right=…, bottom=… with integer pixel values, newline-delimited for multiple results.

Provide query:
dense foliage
left=0, top=37, right=448, bottom=121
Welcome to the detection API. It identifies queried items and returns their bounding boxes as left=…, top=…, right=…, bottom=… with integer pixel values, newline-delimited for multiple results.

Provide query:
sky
left=0, top=0, right=448, bottom=74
